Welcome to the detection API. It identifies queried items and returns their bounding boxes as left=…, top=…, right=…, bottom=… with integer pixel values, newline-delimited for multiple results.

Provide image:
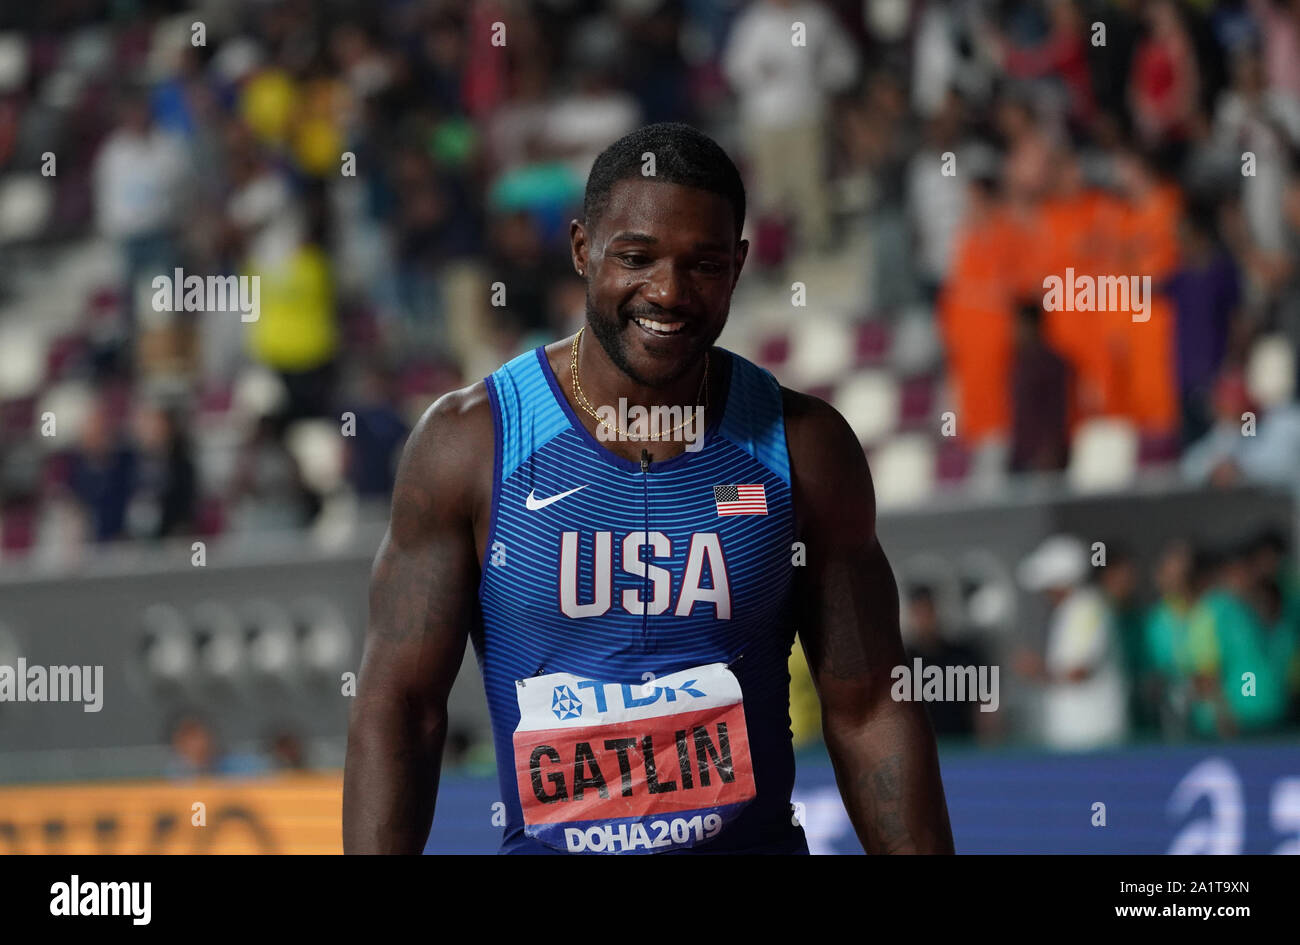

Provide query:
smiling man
left=343, top=123, right=954, bottom=855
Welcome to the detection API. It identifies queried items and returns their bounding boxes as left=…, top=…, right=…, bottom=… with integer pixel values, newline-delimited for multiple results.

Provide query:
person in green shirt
left=1186, top=545, right=1298, bottom=738
left=1098, top=544, right=1150, bottom=733
left=1141, top=541, right=1196, bottom=737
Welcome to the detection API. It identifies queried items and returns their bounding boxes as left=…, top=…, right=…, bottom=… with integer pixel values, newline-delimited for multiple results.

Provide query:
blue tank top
left=476, top=345, right=808, bottom=854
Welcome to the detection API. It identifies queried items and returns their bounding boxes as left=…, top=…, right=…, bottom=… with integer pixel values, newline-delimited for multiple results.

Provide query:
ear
left=570, top=218, right=589, bottom=277
left=732, top=238, right=749, bottom=290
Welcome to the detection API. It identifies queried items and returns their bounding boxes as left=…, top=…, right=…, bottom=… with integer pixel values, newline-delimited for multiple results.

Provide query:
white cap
left=1017, top=534, right=1088, bottom=592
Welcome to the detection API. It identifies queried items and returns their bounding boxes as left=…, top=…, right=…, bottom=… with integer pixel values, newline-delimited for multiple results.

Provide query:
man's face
left=572, top=178, right=747, bottom=388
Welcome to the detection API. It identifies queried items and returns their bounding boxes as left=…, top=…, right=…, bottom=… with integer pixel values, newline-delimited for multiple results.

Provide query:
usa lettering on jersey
left=558, top=530, right=732, bottom=619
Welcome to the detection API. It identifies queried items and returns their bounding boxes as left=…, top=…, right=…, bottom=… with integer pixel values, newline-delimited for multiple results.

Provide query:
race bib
left=512, top=662, right=756, bottom=854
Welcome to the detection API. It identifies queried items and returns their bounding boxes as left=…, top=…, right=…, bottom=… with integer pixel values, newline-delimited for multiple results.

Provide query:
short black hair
left=583, top=122, right=746, bottom=237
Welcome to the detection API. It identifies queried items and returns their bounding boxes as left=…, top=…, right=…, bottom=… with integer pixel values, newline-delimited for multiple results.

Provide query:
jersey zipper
left=640, top=448, right=651, bottom=652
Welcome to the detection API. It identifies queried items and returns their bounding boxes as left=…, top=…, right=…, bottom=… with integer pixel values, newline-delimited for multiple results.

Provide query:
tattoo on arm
left=858, top=754, right=908, bottom=851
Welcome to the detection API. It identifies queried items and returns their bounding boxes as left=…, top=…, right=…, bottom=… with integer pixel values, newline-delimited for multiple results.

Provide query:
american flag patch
left=713, top=483, right=767, bottom=516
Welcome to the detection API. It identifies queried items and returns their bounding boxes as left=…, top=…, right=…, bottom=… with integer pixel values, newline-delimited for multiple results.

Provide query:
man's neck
left=575, top=331, right=710, bottom=414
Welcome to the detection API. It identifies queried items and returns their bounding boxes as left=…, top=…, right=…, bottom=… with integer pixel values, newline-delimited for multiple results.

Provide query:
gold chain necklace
left=570, top=326, right=707, bottom=440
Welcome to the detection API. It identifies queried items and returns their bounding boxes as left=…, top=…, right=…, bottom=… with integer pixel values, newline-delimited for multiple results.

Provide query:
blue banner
left=425, top=739, right=1300, bottom=854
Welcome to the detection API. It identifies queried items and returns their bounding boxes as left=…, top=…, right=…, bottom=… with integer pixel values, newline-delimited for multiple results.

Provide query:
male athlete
left=343, top=123, right=954, bottom=854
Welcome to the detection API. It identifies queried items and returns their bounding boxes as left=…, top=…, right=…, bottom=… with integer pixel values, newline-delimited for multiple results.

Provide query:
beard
left=584, top=291, right=724, bottom=389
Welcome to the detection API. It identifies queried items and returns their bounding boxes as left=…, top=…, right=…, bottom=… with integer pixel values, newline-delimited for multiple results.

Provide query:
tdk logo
left=549, top=679, right=707, bottom=720
left=551, top=685, right=583, bottom=720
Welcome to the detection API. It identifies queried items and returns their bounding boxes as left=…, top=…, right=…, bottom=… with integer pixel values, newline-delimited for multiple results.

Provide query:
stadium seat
left=0, top=501, right=36, bottom=556
left=757, top=332, right=790, bottom=369
left=44, top=333, right=87, bottom=384
left=1245, top=333, right=1295, bottom=409
left=870, top=433, right=937, bottom=508
left=191, top=600, right=246, bottom=683
left=0, top=33, right=29, bottom=93
left=889, top=306, right=943, bottom=376
left=296, top=597, right=352, bottom=676
left=32, top=380, right=94, bottom=448
left=832, top=370, right=900, bottom=445
left=934, top=436, right=972, bottom=483
left=64, top=26, right=113, bottom=75
left=0, top=325, right=46, bottom=398
left=1067, top=417, right=1139, bottom=492
left=1137, top=432, right=1180, bottom=466
left=139, top=603, right=195, bottom=686
left=957, top=549, right=1018, bottom=633
left=853, top=319, right=890, bottom=366
left=231, top=366, right=289, bottom=421
left=285, top=419, right=345, bottom=495
left=898, top=373, right=937, bottom=428
left=0, top=396, right=35, bottom=437
left=0, top=174, right=54, bottom=242
left=787, top=317, right=854, bottom=387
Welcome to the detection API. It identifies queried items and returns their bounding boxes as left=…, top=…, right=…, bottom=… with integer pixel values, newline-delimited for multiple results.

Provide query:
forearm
left=823, top=699, right=954, bottom=854
left=343, top=698, right=445, bottom=854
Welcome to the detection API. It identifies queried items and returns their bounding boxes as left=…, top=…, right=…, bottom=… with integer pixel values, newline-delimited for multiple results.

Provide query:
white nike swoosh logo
left=525, top=485, right=588, bottom=511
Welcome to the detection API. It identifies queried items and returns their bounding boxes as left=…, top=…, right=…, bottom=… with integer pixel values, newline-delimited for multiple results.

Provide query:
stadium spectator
left=1009, top=300, right=1071, bottom=473
left=129, top=402, right=197, bottom=539
left=244, top=188, right=339, bottom=426
left=905, top=90, right=974, bottom=301
left=1211, top=46, right=1300, bottom=258
left=68, top=400, right=137, bottom=543
left=938, top=175, right=1016, bottom=448
left=1142, top=541, right=1198, bottom=737
left=1181, top=370, right=1255, bottom=485
left=165, top=712, right=266, bottom=779
left=93, top=86, right=189, bottom=335
left=1129, top=0, right=1202, bottom=148
left=723, top=0, right=859, bottom=253
left=344, top=363, right=408, bottom=500
left=1015, top=534, right=1130, bottom=750
left=1097, top=544, right=1150, bottom=732
left=1186, top=541, right=1299, bottom=737
left=902, top=584, right=997, bottom=742
left=1167, top=208, right=1240, bottom=444
left=981, top=0, right=1096, bottom=131
left=227, top=415, right=319, bottom=534
left=266, top=728, right=309, bottom=772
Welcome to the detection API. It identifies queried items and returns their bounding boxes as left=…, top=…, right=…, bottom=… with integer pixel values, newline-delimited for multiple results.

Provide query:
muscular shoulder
left=390, top=380, right=494, bottom=542
left=781, top=386, right=876, bottom=543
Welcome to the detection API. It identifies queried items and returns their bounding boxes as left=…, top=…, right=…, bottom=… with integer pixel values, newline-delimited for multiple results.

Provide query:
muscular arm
left=785, top=389, right=954, bottom=854
left=342, top=385, right=490, bottom=853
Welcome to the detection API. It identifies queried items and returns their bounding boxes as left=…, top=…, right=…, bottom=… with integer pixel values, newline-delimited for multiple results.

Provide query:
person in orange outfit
left=938, top=176, right=1016, bottom=445
left=1111, top=146, right=1182, bottom=437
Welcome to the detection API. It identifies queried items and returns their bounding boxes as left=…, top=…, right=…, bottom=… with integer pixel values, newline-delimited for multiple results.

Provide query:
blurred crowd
left=787, top=525, right=1300, bottom=749
left=0, top=0, right=1298, bottom=559
left=1012, top=528, right=1300, bottom=748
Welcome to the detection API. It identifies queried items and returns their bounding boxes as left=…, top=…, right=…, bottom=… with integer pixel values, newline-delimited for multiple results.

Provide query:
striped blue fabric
left=718, top=355, right=791, bottom=484
left=476, top=345, right=807, bottom=855
left=488, top=347, right=571, bottom=481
